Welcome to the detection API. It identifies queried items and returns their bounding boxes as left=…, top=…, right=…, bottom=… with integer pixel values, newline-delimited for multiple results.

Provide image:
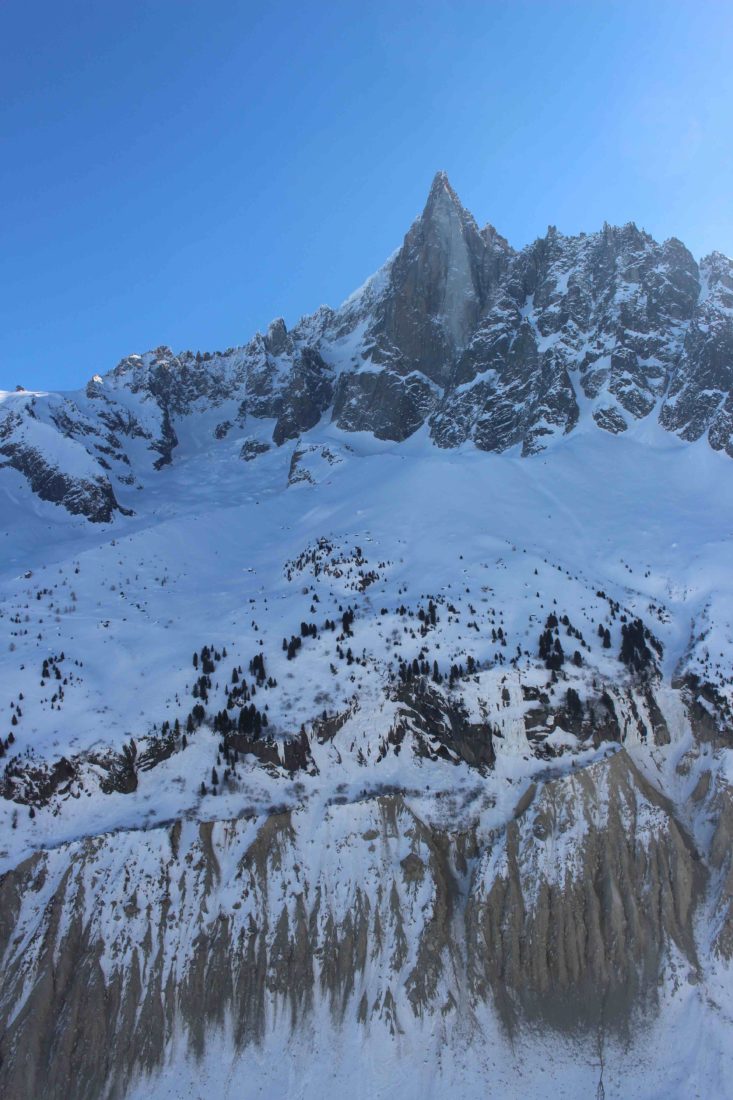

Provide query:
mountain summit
left=374, top=170, right=508, bottom=386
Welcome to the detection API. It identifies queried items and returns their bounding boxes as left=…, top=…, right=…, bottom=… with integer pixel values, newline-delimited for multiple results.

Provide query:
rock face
left=0, top=401, right=124, bottom=522
left=368, top=171, right=512, bottom=387
left=332, top=367, right=438, bottom=441
left=271, top=347, right=334, bottom=446
left=467, top=752, right=703, bottom=1033
left=433, top=223, right=700, bottom=452
left=660, top=252, right=733, bottom=456
left=2, top=172, right=733, bottom=521
left=0, top=750, right=705, bottom=1100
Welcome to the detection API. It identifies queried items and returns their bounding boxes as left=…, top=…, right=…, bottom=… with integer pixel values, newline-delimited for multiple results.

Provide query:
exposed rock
left=240, top=438, right=270, bottom=461
left=392, top=683, right=495, bottom=771
left=661, top=252, right=733, bottom=457
left=332, top=369, right=438, bottom=441
left=287, top=442, right=346, bottom=486
left=466, top=751, right=704, bottom=1033
left=0, top=406, right=124, bottom=523
left=228, top=728, right=317, bottom=776
left=0, top=752, right=704, bottom=1099
left=272, top=347, right=333, bottom=445
left=593, top=406, right=628, bottom=434
left=369, top=171, right=512, bottom=388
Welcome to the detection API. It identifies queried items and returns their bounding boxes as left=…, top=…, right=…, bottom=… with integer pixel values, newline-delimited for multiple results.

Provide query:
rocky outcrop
left=660, top=252, right=733, bottom=456
left=433, top=222, right=701, bottom=451
left=332, top=368, right=438, bottom=441
left=433, top=314, right=579, bottom=454
left=0, top=441, right=122, bottom=521
left=0, top=404, right=124, bottom=522
left=272, top=347, right=333, bottom=445
left=287, top=441, right=346, bottom=486
left=391, top=683, right=496, bottom=771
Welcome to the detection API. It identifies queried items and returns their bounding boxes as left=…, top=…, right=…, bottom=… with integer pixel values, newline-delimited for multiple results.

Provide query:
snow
left=0, top=395, right=106, bottom=481
left=122, top=971, right=733, bottom=1100
left=1, top=413, right=732, bottom=867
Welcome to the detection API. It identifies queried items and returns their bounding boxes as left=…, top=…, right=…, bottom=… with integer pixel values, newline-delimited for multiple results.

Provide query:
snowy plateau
left=2, top=173, right=733, bottom=1098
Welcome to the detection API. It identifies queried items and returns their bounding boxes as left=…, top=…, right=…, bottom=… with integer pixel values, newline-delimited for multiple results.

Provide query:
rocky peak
left=265, top=317, right=290, bottom=356
left=701, top=251, right=733, bottom=305
left=367, top=173, right=510, bottom=387
left=421, top=170, right=476, bottom=232
left=480, top=219, right=513, bottom=257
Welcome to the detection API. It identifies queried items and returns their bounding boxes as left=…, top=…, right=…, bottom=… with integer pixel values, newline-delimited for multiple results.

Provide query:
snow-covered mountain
left=2, top=175, right=733, bottom=1099
left=3, top=171, right=733, bottom=527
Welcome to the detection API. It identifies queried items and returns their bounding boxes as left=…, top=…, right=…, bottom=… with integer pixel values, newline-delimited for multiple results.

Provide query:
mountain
left=1, top=175, right=733, bottom=1099
left=2, top=172, right=733, bottom=527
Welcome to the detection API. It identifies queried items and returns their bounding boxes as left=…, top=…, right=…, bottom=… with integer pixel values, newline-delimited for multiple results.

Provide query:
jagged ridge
left=2, top=172, right=733, bottom=520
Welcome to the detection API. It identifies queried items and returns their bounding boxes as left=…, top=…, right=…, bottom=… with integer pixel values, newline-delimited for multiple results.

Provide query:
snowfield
left=1, top=415, right=731, bottom=865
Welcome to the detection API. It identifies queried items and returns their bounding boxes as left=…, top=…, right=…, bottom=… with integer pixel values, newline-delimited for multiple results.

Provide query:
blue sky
left=2, top=0, right=732, bottom=391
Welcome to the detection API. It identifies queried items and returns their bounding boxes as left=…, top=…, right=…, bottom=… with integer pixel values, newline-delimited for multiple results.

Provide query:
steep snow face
left=2, top=421, right=732, bottom=824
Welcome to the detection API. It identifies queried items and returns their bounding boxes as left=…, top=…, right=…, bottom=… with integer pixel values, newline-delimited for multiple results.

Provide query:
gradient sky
left=2, top=0, right=732, bottom=392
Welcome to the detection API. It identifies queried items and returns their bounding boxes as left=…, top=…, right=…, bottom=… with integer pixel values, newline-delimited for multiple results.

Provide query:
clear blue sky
left=2, top=0, right=732, bottom=391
